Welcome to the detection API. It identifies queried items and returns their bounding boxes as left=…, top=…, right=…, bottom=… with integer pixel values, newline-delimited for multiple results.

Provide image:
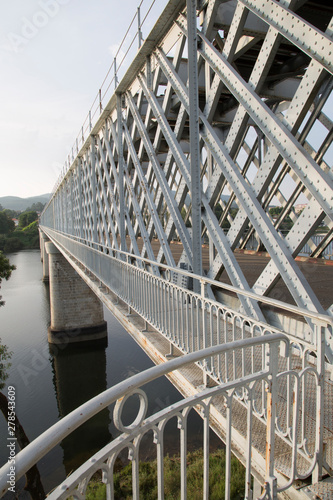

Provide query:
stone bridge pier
left=42, top=239, right=107, bottom=345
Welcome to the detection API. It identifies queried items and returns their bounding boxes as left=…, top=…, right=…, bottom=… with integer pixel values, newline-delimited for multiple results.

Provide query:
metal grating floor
left=308, top=477, right=333, bottom=500
left=68, top=261, right=333, bottom=497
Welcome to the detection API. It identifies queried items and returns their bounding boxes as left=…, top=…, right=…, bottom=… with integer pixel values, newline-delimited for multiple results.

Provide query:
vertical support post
left=201, top=280, right=210, bottom=383
left=52, top=198, right=56, bottom=229
left=89, top=110, right=92, bottom=132
left=54, top=197, right=58, bottom=231
left=137, top=6, right=142, bottom=49
left=114, top=57, right=118, bottom=90
left=81, top=126, right=84, bottom=144
left=117, top=95, right=126, bottom=253
left=265, top=341, right=278, bottom=499
left=70, top=172, right=74, bottom=235
left=186, top=0, right=202, bottom=292
left=146, top=55, right=152, bottom=90
left=99, top=88, right=102, bottom=114
left=225, top=394, right=232, bottom=500
left=257, top=129, right=262, bottom=166
left=207, top=152, right=214, bottom=267
left=179, top=416, right=187, bottom=500
left=131, top=448, right=139, bottom=500
left=155, top=429, right=164, bottom=499
left=203, top=405, right=210, bottom=500
left=313, top=320, right=325, bottom=483
left=90, top=136, right=98, bottom=246
left=117, top=94, right=126, bottom=252
left=245, top=389, right=254, bottom=500
left=78, top=159, right=84, bottom=239
left=62, top=183, right=67, bottom=234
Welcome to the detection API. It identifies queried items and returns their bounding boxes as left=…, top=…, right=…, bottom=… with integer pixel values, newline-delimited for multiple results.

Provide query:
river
left=0, top=250, right=220, bottom=497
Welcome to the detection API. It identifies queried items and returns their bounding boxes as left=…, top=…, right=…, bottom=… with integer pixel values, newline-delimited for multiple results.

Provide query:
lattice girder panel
left=44, top=0, right=333, bottom=326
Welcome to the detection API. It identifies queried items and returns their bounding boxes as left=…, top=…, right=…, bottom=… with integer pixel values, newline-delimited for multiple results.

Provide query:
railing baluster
left=225, top=393, right=233, bottom=500
left=313, top=320, right=326, bottom=483
left=179, top=413, right=187, bottom=500
left=203, top=403, right=210, bottom=500
left=245, top=387, right=253, bottom=500
left=155, top=427, right=164, bottom=500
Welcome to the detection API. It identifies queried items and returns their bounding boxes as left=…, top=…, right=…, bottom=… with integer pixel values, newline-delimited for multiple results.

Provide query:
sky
left=0, top=0, right=165, bottom=198
left=0, top=2, right=331, bottom=202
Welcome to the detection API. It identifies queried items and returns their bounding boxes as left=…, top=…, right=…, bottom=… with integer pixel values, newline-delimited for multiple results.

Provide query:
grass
left=81, top=448, right=245, bottom=499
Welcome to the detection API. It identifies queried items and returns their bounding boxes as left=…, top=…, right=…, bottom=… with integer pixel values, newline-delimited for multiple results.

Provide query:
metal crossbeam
left=42, top=0, right=333, bottom=353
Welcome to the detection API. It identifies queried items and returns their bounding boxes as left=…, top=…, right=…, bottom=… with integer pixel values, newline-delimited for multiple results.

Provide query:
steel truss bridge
left=2, top=0, right=333, bottom=498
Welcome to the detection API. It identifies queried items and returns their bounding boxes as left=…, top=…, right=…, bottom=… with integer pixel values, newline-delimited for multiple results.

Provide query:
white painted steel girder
left=240, top=0, right=333, bottom=76
left=41, top=0, right=333, bottom=354
left=155, top=37, right=324, bottom=314
left=182, top=24, right=333, bottom=220
left=125, top=90, right=193, bottom=263
left=138, top=69, right=264, bottom=319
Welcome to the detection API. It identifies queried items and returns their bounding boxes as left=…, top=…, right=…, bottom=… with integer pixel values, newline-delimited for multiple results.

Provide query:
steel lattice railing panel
left=42, top=0, right=333, bottom=334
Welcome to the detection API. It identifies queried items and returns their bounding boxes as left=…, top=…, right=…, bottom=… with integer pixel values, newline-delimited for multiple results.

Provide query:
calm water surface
left=0, top=250, right=219, bottom=497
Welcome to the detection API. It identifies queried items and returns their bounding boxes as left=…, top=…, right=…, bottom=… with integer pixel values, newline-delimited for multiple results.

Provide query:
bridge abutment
left=45, top=241, right=107, bottom=344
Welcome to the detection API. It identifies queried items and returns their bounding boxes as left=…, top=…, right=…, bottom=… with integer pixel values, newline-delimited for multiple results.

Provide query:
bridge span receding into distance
left=1, top=0, right=333, bottom=498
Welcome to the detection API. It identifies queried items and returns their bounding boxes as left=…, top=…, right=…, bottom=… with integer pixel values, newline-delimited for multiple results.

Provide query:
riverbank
left=0, top=221, right=39, bottom=253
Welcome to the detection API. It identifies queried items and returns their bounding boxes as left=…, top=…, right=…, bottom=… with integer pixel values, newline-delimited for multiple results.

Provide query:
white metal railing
left=1, top=336, right=289, bottom=499
left=39, top=227, right=330, bottom=490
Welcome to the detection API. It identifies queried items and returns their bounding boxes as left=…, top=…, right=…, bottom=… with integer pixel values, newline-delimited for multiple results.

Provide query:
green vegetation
left=0, top=251, right=15, bottom=385
left=0, top=251, right=15, bottom=308
left=0, top=211, right=15, bottom=234
left=0, top=208, right=40, bottom=253
left=268, top=206, right=293, bottom=231
left=18, top=210, right=38, bottom=228
left=0, top=252, right=14, bottom=383
left=81, top=448, right=245, bottom=500
left=0, top=339, right=12, bottom=390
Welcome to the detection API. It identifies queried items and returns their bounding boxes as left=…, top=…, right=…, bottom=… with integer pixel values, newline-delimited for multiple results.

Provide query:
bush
left=3, top=237, right=24, bottom=253
left=0, top=221, right=40, bottom=252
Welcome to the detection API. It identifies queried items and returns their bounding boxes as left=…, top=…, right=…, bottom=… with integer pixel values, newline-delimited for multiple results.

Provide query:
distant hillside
left=0, top=194, right=51, bottom=211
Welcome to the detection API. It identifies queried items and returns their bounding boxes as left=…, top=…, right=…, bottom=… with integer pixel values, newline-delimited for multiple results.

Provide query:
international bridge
left=1, top=0, right=333, bottom=498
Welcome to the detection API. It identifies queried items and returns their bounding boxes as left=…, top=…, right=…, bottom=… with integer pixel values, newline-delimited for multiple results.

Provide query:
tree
left=269, top=206, right=293, bottom=231
left=0, top=251, right=15, bottom=307
left=3, top=208, right=20, bottom=219
left=0, top=340, right=11, bottom=391
left=18, top=210, right=38, bottom=229
left=26, top=202, right=45, bottom=212
left=0, top=211, right=15, bottom=234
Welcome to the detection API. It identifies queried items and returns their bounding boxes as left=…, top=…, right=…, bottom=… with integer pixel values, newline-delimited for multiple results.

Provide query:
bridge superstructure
left=42, top=0, right=333, bottom=342
left=2, top=0, right=333, bottom=498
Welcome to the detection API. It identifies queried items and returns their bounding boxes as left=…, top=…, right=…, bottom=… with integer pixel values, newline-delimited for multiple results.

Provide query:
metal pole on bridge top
left=117, top=93, right=126, bottom=254
left=114, top=57, right=118, bottom=90
left=137, top=6, right=142, bottom=49
left=187, top=0, right=202, bottom=291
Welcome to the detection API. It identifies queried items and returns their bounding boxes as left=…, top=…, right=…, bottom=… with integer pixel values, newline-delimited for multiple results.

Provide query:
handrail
left=41, top=226, right=333, bottom=328
left=0, top=335, right=288, bottom=498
